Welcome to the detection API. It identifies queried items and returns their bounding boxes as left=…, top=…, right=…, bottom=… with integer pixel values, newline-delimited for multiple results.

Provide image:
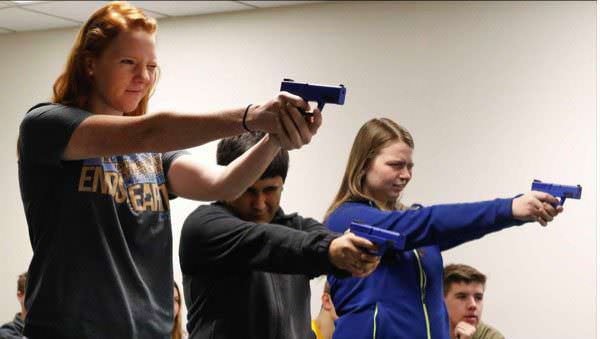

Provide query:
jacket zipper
left=413, top=249, right=432, bottom=339
left=372, top=303, right=379, bottom=339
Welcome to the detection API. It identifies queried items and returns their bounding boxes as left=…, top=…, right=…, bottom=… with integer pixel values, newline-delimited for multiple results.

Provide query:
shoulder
left=185, top=203, right=230, bottom=223
left=180, top=203, right=239, bottom=243
left=23, top=103, right=88, bottom=121
left=20, top=103, right=91, bottom=135
left=475, top=322, right=505, bottom=339
left=277, top=208, right=306, bottom=222
left=325, top=201, right=377, bottom=231
left=331, top=201, right=374, bottom=216
left=183, top=203, right=232, bottom=230
left=271, top=208, right=324, bottom=231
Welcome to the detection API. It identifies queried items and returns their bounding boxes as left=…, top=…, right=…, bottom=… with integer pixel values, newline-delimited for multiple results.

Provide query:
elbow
left=207, top=174, right=247, bottom=202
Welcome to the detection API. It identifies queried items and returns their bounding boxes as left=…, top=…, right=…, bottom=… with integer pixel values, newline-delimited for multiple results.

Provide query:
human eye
left=389, top=161, right=406, bottom=169
left=147, top=63, right=158, bottom=71
left=120, top=58, right=135, bottom=65
left=263, top=186, right=279, bottom=194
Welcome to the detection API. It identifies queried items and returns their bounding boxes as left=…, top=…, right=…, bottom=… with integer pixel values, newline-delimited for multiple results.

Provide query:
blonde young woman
left=17, top=2, right=321, bottom=338
left=324, top=118, right=562, bottom=339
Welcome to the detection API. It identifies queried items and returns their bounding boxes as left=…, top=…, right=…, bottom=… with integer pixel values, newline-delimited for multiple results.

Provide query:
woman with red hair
left=17, top=2, right=320, bottom=338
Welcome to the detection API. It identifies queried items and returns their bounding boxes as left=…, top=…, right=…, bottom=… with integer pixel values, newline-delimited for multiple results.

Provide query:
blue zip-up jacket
left=325, top=198, right=524, bottom=339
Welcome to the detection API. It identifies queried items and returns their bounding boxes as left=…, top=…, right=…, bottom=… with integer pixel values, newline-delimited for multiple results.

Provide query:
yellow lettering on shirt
left=128, top=184, right=143, bottom=211
left=78, top=166, right=94, bottom=192
left=115, top=175, right=128, bottom=204
left=78, top=164, right=169, bottom=212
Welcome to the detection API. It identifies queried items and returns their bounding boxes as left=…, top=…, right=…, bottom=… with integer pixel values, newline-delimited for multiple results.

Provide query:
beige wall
left=0, top=2, right=595, bottom=338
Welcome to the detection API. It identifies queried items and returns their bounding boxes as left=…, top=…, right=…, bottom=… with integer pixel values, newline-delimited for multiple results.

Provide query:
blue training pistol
left=280, top=78, right=346, bottom=115
left=531, top=179, right=582, bottom=206
left=350, top=222, right=406, bottom=256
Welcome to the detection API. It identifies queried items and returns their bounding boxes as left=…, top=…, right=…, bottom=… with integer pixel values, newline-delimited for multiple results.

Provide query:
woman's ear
left=85, top=56, right=95, bottom=76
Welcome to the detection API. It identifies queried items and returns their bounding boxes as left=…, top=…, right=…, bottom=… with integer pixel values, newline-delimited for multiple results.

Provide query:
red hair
left=52, top=1, right=157, bottom=116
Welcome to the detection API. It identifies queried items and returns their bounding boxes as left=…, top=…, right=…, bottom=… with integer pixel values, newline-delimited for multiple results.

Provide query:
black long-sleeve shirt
left=179, top=202, right=345, bottom=339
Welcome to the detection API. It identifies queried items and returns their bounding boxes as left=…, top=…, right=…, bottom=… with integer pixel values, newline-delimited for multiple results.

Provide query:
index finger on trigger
left=536, top=191, right=560, bottom=205
left=279, top=92, right=309, bottom=110
left=349, top=234, right=377, bottom=250
left=360, top=253, right=380, bottom=262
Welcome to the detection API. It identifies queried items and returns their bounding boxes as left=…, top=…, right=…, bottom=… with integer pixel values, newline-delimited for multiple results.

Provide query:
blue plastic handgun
left=531, top=179, right=582, bottom=206
left=350, top=222, right=406, bottom=256
left=280, top=78, right=346, bottom=115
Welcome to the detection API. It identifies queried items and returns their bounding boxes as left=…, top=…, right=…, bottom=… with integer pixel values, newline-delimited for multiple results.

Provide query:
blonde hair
left=52, top=1, right=157, bottom=116
left=324, top=118, right=414, bottom=219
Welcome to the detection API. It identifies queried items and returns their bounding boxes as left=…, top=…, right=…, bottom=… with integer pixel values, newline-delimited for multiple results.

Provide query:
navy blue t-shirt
left=18, top=103, right=185, bottom=339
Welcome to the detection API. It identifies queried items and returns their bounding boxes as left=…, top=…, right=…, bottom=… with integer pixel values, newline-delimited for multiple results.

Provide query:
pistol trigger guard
left=303, top=102, right=324, bottom=116
left=317, top=102, right=325, bottom=112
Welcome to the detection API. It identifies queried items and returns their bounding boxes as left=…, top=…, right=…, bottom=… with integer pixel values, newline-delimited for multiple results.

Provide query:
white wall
left=0, top=1, right=595, bottom=338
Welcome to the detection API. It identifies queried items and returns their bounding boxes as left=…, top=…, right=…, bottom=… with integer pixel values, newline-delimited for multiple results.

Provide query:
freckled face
left=87, top=29, right=158, bottom=115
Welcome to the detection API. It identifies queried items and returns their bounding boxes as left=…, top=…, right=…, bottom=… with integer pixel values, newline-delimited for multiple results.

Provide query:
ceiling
left=0, top=0, right=319, bottom=34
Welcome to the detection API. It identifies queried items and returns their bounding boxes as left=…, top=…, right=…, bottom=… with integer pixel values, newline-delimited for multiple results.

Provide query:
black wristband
left=242, top=104, right=253, bottom=133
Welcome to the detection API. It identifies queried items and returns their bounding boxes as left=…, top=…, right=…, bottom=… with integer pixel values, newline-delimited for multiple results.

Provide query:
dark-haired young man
left=443, top=264, right=505, bottom=339
left=179, top=132, right=380, bottom=339
left=0, top=272, right=27, bottom=339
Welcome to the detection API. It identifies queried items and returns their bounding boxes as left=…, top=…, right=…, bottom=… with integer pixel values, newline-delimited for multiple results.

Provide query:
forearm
left=142, top=108, right=251, bottom=153
left=206, top=225, right=335, bottom=274
left=63, top=106, right=256, bottom=160
left=180, top=208, right=339, bottom=276
left=387, top=198, right=521, bottom=249
left=330, top=199, right=522, bottom=251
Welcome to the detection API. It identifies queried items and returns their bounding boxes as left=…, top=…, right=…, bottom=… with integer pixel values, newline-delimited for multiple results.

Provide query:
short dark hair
left=217, top=132, right=289, bottom=181
left=17, top=272, right=28, bottom=294
left=443, top=264, right=486, bottom=296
